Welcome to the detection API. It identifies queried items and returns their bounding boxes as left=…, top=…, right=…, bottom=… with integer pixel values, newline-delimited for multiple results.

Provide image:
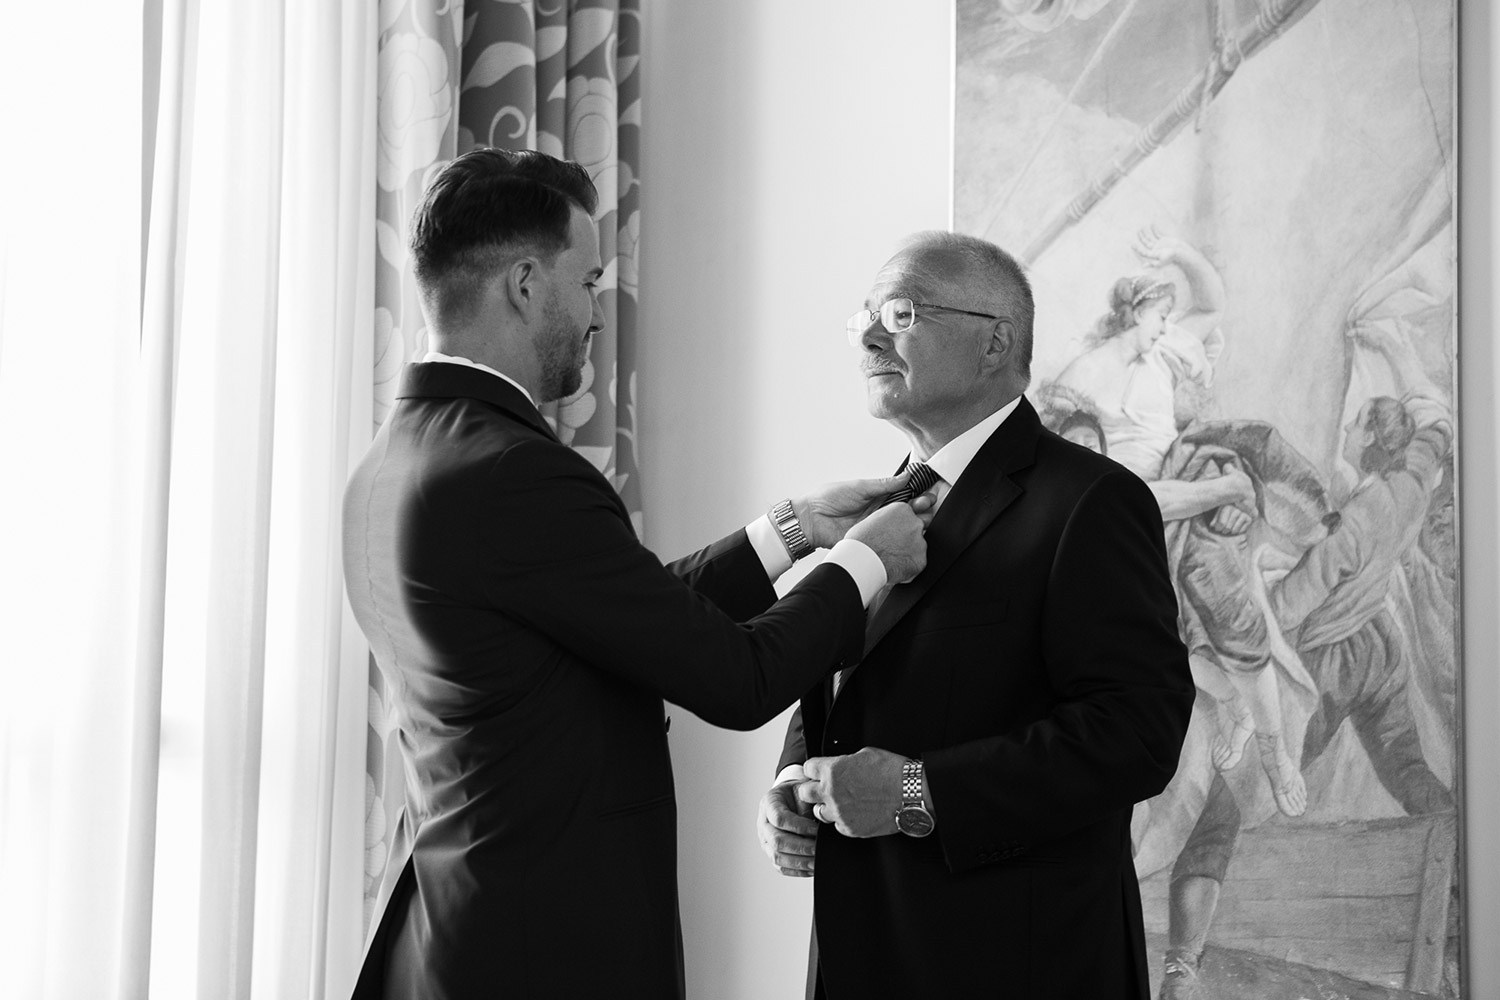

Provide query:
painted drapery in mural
left=956, top=0, right=1458, bottom=996
left=366, top=0, right=643, bottom=926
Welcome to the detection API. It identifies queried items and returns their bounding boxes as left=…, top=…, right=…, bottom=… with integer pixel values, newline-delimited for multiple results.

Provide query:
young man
left=344, top=149, right=929, bottom=999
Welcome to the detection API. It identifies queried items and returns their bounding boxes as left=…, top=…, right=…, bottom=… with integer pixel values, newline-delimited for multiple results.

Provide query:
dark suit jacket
left=344, top=363, right=865, bottom=1000
left=779, top=398, right=1194, bottom=999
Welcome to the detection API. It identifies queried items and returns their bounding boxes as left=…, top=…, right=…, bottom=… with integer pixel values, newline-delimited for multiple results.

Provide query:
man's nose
left=590, top=296, right=606, bottom=334
left=860, top=320, right=892, bottom=352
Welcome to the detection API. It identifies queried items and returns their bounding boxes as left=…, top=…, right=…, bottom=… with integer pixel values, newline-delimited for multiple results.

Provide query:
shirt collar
left=423, top=352, right=537, bottom=408
left=918, top=396, right=1023, bottom=487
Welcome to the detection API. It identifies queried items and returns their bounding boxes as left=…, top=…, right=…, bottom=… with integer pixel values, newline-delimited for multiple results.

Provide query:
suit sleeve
left=665, top=529, right=779, bottom=622
left=477, top=439, right=864, bottom=729
left=924, top=469, right=1194, bottom=873
left=777, top=705, right=808, bottom=777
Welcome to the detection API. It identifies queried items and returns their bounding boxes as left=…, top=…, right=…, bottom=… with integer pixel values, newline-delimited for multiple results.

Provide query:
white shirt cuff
left=746, top=514, right=794, bottom=581
left=748, top=516, right=886, bottom=605
left=775, top=764, right=807, bottom=785
left=822, top=538, right=888, bottom=607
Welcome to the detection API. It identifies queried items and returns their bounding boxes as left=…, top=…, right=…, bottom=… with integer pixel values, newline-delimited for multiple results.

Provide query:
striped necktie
left=881, top=462, right=939, bottom=506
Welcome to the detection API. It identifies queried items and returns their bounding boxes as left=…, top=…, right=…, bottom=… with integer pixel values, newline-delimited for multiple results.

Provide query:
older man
left=343, top=149, right=928, bottom=1000
left=758, top=232, right=1195, bottom=998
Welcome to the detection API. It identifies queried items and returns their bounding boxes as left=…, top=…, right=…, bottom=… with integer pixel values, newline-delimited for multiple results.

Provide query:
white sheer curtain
left=0, top=2, right=375, bottom=997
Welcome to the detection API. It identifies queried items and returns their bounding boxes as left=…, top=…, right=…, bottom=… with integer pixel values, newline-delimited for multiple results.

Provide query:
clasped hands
left=757, top=747, right=909, bottom=877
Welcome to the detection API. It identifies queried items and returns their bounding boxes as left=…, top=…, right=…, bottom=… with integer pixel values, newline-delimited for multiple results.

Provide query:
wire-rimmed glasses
left=845, top=298, right=1002, bottom=345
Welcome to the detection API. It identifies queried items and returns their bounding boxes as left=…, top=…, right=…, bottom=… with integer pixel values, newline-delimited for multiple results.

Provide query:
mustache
left=860, top=357, right=905, bottom=377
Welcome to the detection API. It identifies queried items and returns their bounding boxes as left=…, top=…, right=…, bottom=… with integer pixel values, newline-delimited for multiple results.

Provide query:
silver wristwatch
left=770, top=499, right=814, bottom=562
left=895, top=758, right=934, bottom=837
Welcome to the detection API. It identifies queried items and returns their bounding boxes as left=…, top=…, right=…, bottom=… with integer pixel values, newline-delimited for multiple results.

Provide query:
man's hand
left=846, top=503, right=927, bottom=585
left=1133, top=225, right=1192, bottom=268
left=1347, top=319, right=1409, bottom=358
left=796, top=747, right=906, bottom=838
left=1211, top=464, right=1255, bottom=507
left=1207, top=465, right=1255, bottom=535
left=792, top=476, right=918, bottom=549
left=1209, top=505, right=1253, bottom=535
left=758, top=779, right=818, bottom=877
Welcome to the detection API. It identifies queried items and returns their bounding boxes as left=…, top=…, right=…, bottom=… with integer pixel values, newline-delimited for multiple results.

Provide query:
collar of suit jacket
left=966, top=395, right=1042, bottom=478
left=396, top=361, right=558, bottom=441
left=898, top=395, right=1041, bottom=485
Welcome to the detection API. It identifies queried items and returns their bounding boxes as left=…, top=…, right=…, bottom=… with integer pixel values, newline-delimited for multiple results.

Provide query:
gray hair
left=897, top=231, right=1035, bottom=383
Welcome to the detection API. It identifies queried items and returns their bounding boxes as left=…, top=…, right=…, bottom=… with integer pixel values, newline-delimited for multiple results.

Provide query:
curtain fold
left=365, top=0, right=643, bottom=922
left=0, top=1, right=377, bottom=997
left=125, top=0, right=197, bottom=994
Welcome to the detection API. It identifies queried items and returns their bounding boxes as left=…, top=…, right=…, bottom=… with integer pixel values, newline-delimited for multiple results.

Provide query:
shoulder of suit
left=1030, top=428, right=1158, bottom=505
left=1036, top=424, right=1131, bottom=476
left=480, top=433, right=613, bottom=491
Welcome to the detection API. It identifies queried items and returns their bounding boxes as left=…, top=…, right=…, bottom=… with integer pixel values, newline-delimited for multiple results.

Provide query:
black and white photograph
left=0, top=2, right=1493, bottom=999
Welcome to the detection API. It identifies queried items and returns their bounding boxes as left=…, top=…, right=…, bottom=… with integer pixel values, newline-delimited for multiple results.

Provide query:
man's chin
left=537, top=370, right=583, bottom=404
left=557, top=374, right=583, bottom=401
left=865, top=379, right=906, bottom=414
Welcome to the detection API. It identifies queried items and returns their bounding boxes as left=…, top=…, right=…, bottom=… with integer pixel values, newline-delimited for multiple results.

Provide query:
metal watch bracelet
left=770, top=499, right=814, bottom=562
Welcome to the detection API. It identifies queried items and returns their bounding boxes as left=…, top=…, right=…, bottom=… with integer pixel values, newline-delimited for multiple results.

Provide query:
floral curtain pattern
left=366, top=0, right=643, bottom=925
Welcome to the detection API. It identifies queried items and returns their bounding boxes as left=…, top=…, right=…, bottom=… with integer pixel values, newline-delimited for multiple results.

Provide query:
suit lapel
left=861, top=398, right=1042, bottom=657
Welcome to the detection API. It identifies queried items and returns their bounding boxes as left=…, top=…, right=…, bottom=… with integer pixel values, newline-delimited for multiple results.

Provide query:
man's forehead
left=569, top=205, right=598, bottom=240
left=567, top=206, right=602, bottom=264
left=867, top=255, right=936, bottom=304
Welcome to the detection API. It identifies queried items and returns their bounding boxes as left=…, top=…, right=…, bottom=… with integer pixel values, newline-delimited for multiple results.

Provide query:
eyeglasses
left=845, top=298, right=1002, bottom=345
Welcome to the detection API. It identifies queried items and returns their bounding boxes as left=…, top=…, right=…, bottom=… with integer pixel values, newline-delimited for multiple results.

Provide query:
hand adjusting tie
left=880, top=462, right=938, bottom=507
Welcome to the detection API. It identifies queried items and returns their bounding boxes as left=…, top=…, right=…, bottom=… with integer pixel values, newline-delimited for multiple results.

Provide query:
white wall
left=638, top=2, right=1498, bottom=998
left=637, top=5, right=952, bottom=995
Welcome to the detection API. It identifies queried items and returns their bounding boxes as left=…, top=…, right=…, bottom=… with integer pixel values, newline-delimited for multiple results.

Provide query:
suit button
left=831, top=738, right=841, bottom=746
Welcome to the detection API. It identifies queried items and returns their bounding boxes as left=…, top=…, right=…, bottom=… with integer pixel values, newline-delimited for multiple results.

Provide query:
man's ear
left=504, top=258, right=541, bottom=316
left=982, top=318, right=1017, bottom=373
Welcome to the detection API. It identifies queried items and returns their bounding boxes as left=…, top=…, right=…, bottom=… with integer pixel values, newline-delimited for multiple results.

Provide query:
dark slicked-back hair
left=409, top=148, right=599, bottom=326
left=901, top=231, right=1036, bottom=383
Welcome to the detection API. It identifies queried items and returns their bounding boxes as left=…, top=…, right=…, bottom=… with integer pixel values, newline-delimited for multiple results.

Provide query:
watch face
left=896, top=806, right=934, bottom=838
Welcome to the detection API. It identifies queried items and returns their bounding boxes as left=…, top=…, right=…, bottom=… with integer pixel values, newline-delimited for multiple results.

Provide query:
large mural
left=955, top=1, right=1459, bottom=997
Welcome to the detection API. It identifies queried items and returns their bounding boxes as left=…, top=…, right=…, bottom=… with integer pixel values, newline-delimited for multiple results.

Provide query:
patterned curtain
left=365, top=0, right=643, bottom=925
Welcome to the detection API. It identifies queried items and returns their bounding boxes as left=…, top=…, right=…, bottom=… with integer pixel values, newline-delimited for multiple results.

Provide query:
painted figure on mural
left=1044, top=230, right=1309, bottom=812
left=1049, top=228, right=1224, bottom=482
left=1151, top=319, right=1455, bottom=999
left=1261, top=321, right=1454, bottom=819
